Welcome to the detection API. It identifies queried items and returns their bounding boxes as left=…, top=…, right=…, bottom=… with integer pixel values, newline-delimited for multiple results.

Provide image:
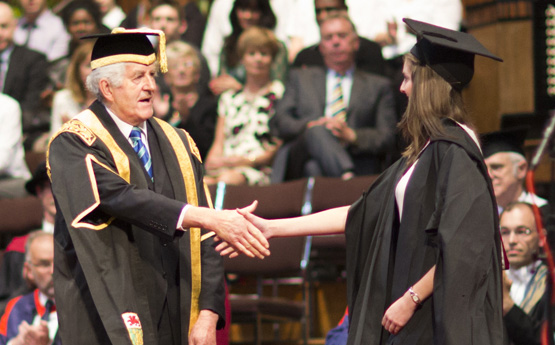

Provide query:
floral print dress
left=217, top=80, right=284, bottom=185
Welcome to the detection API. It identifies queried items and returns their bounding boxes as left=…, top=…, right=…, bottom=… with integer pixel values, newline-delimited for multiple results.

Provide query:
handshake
left=182, top=200, right=273, bottom=259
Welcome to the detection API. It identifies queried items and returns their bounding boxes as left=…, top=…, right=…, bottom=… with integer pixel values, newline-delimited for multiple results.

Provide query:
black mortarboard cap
left=25, top=161, right=49, bottom=196
left=481, top=127, right=528, bottom=158
left=83, top=27, right=168, bottom=73
left=403, top=18, right=503, bottom=91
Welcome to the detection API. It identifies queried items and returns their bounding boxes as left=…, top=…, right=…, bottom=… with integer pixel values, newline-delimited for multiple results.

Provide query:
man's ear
left=23, top=262, right=32, bottom=282
left=99, top=79, right=114, bottom=103
left=516, top=159, right=528, bottom=180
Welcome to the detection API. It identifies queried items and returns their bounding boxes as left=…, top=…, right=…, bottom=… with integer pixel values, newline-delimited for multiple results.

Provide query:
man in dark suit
left=271, top=13, right=396, bottom=181
left=0, top=2, right=49, bottom=134
left=292, top=0, right=386, bottom=77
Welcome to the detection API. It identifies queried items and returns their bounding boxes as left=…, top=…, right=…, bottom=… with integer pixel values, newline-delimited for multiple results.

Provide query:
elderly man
left=0, top=231, right=58, bottom=345
left=292, top=0, right=386, bottom=77
left=47, top=28, right=268, bottom=345
left=271, top=13, right=396, bottom=181
left=501, top=202, right=547, bottom=345
left=482, top=128, right=549, bottom=214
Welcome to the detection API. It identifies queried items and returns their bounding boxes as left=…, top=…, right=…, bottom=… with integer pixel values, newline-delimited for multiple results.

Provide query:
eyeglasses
left=28, top=260, right=53, bottom=270
left=500, top=226, right=534, bottom=238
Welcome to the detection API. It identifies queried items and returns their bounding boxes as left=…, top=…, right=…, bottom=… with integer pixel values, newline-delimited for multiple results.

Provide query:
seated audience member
left=95, top=0, right=125, bottom=29
left=0, top=94, right=31, bottom=199
left=161, top=41, right=217, bottom=160
left=0, top=231, right=58, bottom=345
left=0, top=161, right=55, bottom=314
left=13, top=0, right=70, bottom=62
left=482, top=128, right=549, bottom=215
left=201, top=0, right=293, bottom=79
left=205, top=26, right=284, bottom=186
left=49, top=42, right=95, bottom=139
left=271, top=14, right=396, bottom=181
left=49, top=0, right=108, bottom=91
left=292, top=0, right=386, bottom=77
left=0, top=3, right=49, bottom=135
left=501, top=202, right=547, bottom=345
left=208, top=0, right=289, bottom=96
left=148, top=0, right=211, bottom=96
left=325, top=308, right=349, bottom=345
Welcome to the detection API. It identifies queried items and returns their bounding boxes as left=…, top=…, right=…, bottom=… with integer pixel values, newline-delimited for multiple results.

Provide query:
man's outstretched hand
left=184, top=201, right=270, bottom=258
left=215, top=203, right=273, bottom=258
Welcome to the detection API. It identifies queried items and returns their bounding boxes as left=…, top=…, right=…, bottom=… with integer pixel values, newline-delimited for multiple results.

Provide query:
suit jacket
left=504, top=262, right=548, bottom=345
left=292, top=36, right=387, bottom=77
left=3, top=45, right=49, bottom=111
left=272, top=66, right=396, bottom=156
left=3, top=45, right=49, bottom=131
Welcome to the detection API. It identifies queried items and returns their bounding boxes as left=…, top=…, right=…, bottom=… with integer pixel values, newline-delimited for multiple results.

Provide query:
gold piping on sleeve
left=155, top=118, right=202, bottom=333
left=201, top=182, right=216, bottom=241
left=71, top=154, right=116, bottom=230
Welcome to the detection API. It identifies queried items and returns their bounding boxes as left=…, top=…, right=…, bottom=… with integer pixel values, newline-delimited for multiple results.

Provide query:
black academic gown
left=47, top=101, right=225, bottom=345
left=345, top=119, right=504, bottom=345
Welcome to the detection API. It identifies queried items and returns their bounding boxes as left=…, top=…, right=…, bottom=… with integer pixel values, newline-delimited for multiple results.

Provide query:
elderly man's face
left=319, top=17, right=358, bottom=71
left=485, top=152, right=526, bottom=206
left=25, top=235, right=55, bottom=299
left=0, top=3, right=16, bottom=52
left=501, top=205, right=539, bottom=270
left=107, top=63, right=157, bottom=126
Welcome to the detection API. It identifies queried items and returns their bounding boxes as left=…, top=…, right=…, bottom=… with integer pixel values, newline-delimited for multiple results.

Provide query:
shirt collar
left=104, top=105, right=148, bottom=139
left=327, top=66, right=355, bottom=79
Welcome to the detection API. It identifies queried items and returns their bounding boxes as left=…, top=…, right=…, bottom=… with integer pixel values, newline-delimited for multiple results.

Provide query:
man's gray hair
left=319, top=12, right=358, bottom=35
left=507, top=151, right=527, bottom=178
left=25, top=230, right=53, bottom=262
left=86, top=63, right=127, bottom=102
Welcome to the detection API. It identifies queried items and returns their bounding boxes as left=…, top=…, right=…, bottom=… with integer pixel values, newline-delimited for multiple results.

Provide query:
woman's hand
left=381, top=291, right=419, bottom=335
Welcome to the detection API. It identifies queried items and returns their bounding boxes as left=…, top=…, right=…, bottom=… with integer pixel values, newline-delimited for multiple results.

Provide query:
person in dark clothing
left=47, top=28, right=269, bottom=345
left=231, top=19, right=506, bottom=345
left=292, top=0, right=386, bottom=77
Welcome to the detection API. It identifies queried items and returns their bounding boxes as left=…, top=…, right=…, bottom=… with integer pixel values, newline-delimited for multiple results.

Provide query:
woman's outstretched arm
left=216, top=205, right=350, bottom=257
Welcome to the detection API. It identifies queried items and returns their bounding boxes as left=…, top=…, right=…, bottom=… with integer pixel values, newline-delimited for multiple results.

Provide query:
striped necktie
left=129, top=127, right=153, bottom=180
left=330, top=73, right=347, bottom=121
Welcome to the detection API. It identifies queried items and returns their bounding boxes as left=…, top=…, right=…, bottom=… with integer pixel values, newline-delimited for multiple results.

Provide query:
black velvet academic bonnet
left=481, top=127, right=528, bottom=158
left=403, top=18, right=503, bottom=91
left=82, top=27, right=168, bottom=73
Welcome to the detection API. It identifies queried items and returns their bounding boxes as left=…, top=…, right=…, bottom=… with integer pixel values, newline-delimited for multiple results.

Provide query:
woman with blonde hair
left=161, top=40, right=218, bottom=160
left=205, top=26, right=283, bottom=186
left=229, top=19, right=506, bottom=344
left=49, top=41, right=96, bottom=139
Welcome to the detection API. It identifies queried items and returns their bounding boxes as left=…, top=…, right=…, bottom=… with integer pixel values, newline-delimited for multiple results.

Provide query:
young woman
left=205, top=26, right=283, bottom=186
left=225, top=19, right=505, bottom=344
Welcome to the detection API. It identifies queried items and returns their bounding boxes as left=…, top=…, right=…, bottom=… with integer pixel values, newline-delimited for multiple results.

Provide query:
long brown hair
left=398, top=53, right=472, bottom=165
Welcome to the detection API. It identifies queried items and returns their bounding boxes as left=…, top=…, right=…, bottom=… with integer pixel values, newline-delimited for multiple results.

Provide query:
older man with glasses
left=501, top=201, right=547, bottom=345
